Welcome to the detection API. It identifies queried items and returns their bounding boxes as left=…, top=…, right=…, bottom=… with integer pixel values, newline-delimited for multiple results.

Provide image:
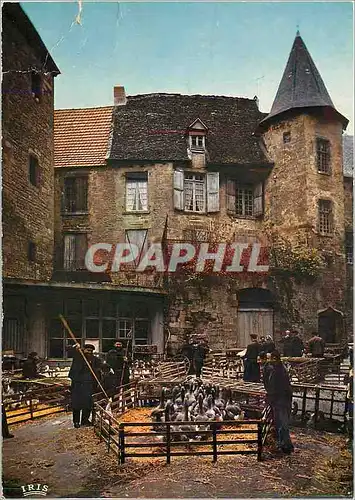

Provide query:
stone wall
left=2, top=12, right=56, bottom=281
left=262, top=113, right=348, bottom=342
left=53, top=112, right=351, bottom=351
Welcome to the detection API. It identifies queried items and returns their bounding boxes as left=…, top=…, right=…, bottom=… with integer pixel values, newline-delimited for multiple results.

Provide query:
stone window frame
left=125, top=172, right=149, bottom=213
left=28, top=241, right=37, bottom=263
left=174, top=169, right=219, bottom=213
left=62, top=232, right=88, bottom=271
left=318, top=199, right=333, bottom=235
left=226, top=179, right=264, bottom=219
left=62, top=174, right=89, bottom=215
left=316, top=137, right=331, bottom=175
left=31, top=71, right=42, bottom=102
left=28, top=153, right=40, bottom=187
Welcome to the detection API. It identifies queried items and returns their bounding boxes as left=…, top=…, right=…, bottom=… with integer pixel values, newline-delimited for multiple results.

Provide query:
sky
left=21, top=1, right=354, bottom=133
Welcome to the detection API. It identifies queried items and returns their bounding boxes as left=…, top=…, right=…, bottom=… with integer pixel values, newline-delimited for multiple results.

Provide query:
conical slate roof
left=261, top=32, right=348, bottom=127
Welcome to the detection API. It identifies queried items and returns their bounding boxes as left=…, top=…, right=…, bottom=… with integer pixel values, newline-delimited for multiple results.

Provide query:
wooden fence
left=5, top=384, right=70, bottom=424
left=93, top=381, right=272, bottom=464
left=93, top=403, right=266, bottom=464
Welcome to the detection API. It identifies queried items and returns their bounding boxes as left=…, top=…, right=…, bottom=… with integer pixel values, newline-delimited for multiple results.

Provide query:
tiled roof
left=54, top=106, right=113, bottom=168
left=261, top=33, right=348, bottom=128
left=343, top=135, right=354, bottom=177
left=109, top=94, right=271, bottom=165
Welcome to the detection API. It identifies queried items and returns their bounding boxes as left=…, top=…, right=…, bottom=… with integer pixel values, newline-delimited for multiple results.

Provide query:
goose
left=151, top=388, right=167, bottom=420
left=225, top=390, right=242, bottom=421
left=306, top=410, right=326, bottom=428
left=192, top=394, right=210, bottom=434
left=213, top=386, right=225, bottom=412
left=291, top=401, right=298, bottom=416
left=173, top=387, right=186, bottom=412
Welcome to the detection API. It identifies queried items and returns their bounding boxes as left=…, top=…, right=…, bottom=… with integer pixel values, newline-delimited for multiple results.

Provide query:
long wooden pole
left=59, top=314, right=109, bottom=399
left=119, top=332, right=132, bottom=388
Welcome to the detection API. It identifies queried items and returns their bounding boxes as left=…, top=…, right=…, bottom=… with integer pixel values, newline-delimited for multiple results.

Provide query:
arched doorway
left=318, top=307, right=344, bottom=343
left=237, top=288, right=274, bottom=348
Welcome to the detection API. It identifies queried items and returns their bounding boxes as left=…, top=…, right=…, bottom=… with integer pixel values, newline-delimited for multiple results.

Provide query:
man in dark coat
left=264, top=335, right=276, bottom=354
left=106, top=340, right=131, bottom=391
left=243, top=334, right=261, bottom=382
left=289, top=330, right=304, bottom=357
left=22, top=352, right=40, bottom=379
left=192, top=340, right=210, bottom=378
left=307, top=333, right=325, bottom=358
left=280, top=330, right=292, bottom=357
left=68, top=343, right=103, bottom=428
left=263, top=350, right=294, bottom=454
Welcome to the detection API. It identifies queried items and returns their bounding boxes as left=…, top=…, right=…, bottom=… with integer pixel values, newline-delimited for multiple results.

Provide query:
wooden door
left=237, top=309, right=274, bottom=348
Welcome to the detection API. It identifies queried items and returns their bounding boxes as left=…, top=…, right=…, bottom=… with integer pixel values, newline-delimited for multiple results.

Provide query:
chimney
left=114, top=86, right=127, bottom=106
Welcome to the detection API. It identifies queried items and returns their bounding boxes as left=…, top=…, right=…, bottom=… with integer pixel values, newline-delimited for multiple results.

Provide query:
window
left=317, top=138, right=331, bottom=174
left=31, top=71, right=42, bottom=101
left=63, top=233, right=88, bottom=270
left=125, top=229, right=148, bottom=265
left=283, top=132, right=291, bottom=144
left=227, top=180, right=263, bottom=218
left=184, top=173, right=206, bottom=212
left=190, top=135, right=205, bottom=149
left=63, top=177, right=88, bottom=213
left=28, top=241, right=36, bottom=262
left=346, top=232, right=353, bottom=265
left=318, top=200, right=332, bottom=235
left=174, top=170, right=219, bottom=213
left=236, top=185, right=254, bottom=216
left=3, top=318, right=24, bottom=353
left=126, top=172, right=148, bottom=212
left=29, top=154, right=40, bottom=186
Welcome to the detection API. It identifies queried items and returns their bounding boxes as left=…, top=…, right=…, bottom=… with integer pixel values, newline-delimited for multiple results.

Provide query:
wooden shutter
left=173, top=169, right=184, bottom=210
left=207, top=172, right=220, bottom=213
left=63, top=234, right=75, bottom=270
left=76, top=234, right=88, bottom=269
left=253, top=182, right=264, bottom=217
left=226, top=179, right=236, bottom=214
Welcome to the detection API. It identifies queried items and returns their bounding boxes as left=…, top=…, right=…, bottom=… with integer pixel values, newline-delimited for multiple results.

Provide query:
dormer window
left=187, top=118, right=208, bottom=152
left=190, top=135, right=205, bottom=150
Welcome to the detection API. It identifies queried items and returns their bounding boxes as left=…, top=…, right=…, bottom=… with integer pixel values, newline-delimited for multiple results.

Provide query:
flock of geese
left=150, top=378, right=245, bottom=442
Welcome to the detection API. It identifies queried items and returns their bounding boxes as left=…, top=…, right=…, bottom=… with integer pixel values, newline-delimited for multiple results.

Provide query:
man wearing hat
left=68, top=343, right=103, bottom=428
left=106, top=340, right=131, bottom=391
left=243, top=334, right=261, bottom=382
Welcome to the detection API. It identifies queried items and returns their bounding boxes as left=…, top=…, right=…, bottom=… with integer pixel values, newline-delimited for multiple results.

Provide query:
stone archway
left=317, top=307, right=344, bottom=343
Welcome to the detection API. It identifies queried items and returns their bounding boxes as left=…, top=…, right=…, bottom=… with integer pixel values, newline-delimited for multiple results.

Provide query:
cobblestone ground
left=2, top=413, right=353, bottom=498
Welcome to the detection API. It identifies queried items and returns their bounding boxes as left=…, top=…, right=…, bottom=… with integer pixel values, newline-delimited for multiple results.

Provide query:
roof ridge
left=55, top=105, right=113, bottom=112
left=127, top=93, right=256, bottom=101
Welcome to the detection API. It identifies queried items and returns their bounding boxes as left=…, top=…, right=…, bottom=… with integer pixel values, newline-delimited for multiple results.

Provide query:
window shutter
left=207, top=172, right=219, bottom=212
left=226, top=179, right=236, bottom=214
left=173, top=169, right=184, bottom=210
left=253, top=182, right=264, bottom=217
left=64, top=234, right=75, bottom=270
left=76, top=234, right=88, bottom=269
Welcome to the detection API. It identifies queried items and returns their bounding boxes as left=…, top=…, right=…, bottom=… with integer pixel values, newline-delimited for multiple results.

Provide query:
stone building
left=3, top=10, right=353, bottom=359
left=51, top=32, right=353, bottom=356
left=2, top=3, right=60, bottom=356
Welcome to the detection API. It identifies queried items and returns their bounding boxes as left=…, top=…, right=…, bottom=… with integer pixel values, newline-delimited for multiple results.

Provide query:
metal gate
left=237, top=309, right=273, bottom=347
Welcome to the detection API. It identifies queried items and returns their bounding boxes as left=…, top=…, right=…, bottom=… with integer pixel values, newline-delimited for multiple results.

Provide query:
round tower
left=259, top=32, right=349, bottom=340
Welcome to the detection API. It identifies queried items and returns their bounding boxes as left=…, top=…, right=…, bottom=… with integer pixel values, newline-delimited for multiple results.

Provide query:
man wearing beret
left=106, top=340, right=131, bottom=391
left=68, top=343, right=103, bottom=428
